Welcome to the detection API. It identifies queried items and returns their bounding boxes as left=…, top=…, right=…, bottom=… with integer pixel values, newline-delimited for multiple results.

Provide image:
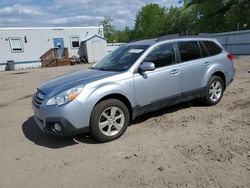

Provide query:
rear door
left=177, top=41, right=210, bottom=97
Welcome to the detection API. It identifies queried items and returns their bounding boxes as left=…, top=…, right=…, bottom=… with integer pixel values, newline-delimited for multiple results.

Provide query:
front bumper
left=33, top=115, right=89, bottom=136
left=32, top=97, right=91, bottom=136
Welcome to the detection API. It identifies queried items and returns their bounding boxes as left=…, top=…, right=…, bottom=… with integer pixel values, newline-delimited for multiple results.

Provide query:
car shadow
left=22, top=100, right=202, bottom=149
left=22, top=117, right=98, bottom=149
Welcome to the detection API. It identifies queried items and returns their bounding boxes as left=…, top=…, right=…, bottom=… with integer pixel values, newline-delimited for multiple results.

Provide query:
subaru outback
left=32, top=34, right=235, bottom=142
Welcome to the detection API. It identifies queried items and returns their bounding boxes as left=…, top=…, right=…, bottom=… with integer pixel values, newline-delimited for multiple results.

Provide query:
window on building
left=70, top=36, right=80, bottom=48
left=10, top=37, right=24, bottom=52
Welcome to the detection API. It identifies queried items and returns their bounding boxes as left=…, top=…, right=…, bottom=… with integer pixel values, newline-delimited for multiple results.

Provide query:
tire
left=90, top=99, right=130, bottom=142
left=201, top=76, right=225, bottom=106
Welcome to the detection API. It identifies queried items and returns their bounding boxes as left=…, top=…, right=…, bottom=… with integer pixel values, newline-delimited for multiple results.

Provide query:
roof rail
left=195, top=33, right=212, bottom=37
left=156, top=33, right=212, bottom=42
left=128, top=39, right=143, bottom=43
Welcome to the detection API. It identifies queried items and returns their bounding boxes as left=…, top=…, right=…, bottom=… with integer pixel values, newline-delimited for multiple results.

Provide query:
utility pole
left=87, top=0, right=93, bottom=26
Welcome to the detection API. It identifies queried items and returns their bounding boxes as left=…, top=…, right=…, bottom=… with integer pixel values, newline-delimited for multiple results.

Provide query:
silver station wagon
left=32, top=34, right=235, bottom=142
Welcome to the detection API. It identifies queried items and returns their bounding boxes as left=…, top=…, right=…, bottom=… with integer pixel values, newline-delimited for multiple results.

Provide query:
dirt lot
left=0, top=56, right=249, bottom=188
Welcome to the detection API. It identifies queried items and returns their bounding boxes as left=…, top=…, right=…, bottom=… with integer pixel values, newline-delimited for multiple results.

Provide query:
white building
left=78, top=35, right=108, bottom=63
left=0, top=26, right=104, bottom=71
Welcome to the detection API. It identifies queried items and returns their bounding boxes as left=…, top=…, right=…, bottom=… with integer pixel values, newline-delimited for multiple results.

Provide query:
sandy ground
left=0, top=57, right=249, bottom=188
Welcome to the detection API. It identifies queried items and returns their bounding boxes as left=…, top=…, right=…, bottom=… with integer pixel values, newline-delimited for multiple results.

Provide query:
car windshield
left=92, top=44, right=149, bottom=71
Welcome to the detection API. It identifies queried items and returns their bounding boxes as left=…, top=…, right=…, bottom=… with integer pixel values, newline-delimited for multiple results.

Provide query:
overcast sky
left=0, top=0, right=183, bottom=29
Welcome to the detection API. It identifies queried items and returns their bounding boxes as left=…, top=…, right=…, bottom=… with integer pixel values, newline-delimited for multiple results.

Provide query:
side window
left=178, top=41, right=201, bottom=62
left=203, top=41, right=222, bottom=56
left=9, top=37, right=24, bottom=53
left=144, top=43, right=175, bottom=68
left=199, top=41, right=210, bottom=58
left=70, top=36, right=80, bottom=48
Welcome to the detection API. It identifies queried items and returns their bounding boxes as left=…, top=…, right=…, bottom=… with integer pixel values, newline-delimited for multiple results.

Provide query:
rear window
left=178, top=41, right=201, bottom=62
left=203, top=41, right=222, bottom=56
left=199, top=41, right=210, bottom=58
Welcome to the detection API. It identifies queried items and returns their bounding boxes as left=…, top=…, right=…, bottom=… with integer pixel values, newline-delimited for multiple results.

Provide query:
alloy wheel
left=98, top=107, right=125, bottom=136
left=209, top=80, right=222, bottom=102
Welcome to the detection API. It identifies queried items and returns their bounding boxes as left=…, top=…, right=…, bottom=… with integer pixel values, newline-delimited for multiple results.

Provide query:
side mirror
left=139, top=62, right=155, bottom=72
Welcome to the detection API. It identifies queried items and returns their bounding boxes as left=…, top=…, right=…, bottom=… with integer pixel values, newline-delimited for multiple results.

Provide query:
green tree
left=100, top=17, right=131, bottom=43
left=116, top=26, right=131, bottom=42
left=100, top=16, right=115, bottom=42
left=102, top=1, right=250, bottom=42
left=162, top=7, right=193, bottom=35
left=185, top=0, right=250, bottom=32
left=225, top=1, right=250, bottom=30
left=134, top=3, right=165, bottom=39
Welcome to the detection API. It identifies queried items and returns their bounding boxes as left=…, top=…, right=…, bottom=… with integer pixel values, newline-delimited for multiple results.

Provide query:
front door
left=53, top=38, right=64, bottom=59
left=133, top=42, right=181, bottom=113
left=53, top=38, right=64, bottom=48
left=91, top=41, right=103, bottom=62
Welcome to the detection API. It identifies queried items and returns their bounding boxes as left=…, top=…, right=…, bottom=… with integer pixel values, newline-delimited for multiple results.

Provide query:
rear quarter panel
left=202, top=52, right=235, bottom=87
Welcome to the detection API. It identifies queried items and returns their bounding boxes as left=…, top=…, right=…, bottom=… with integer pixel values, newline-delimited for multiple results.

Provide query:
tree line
left=100, top=0, right=250, bottom=43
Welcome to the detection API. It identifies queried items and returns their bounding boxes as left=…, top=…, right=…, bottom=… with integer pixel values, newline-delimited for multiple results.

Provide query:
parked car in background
left=32, top=34, right=235, bottom=142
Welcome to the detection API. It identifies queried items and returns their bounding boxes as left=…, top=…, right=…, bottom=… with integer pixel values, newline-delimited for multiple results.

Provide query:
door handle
left=204, top=62, right=211, bottom=67
left=170, top=69, right=180, bottom=75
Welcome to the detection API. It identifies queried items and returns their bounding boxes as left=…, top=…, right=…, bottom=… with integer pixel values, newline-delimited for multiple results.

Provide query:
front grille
left=33, top=90, right=45, bottom=108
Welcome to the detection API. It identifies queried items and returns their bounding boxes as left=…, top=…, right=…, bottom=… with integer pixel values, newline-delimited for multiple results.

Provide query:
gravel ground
left=0, top=56, right=249, bottom=188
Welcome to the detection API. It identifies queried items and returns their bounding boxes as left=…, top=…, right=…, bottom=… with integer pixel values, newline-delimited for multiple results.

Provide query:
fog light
left=54, top=123, right=62, bottom=132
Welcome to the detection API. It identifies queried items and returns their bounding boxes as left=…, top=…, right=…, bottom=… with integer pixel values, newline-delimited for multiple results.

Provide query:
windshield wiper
left=97, top=68, right=109, bottom=71
left=90, top=66, right=122, bottom=72
left=89, top=66, right=104, bottom=70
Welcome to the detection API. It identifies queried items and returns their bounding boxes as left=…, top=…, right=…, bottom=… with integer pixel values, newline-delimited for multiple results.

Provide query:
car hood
left=38, top=69, right=119, bottom=97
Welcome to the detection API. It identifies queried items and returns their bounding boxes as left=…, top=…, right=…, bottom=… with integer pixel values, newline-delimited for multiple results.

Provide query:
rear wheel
left=90, top=99, right=130, bottom=142
left=202, top=76, right=224, bottom=106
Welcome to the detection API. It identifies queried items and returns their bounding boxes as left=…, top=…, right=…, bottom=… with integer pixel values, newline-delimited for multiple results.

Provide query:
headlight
left=46, top=85, right=84, bottom=106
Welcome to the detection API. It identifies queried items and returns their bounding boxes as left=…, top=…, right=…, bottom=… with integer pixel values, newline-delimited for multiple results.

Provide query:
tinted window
left=144, top=43, right=175, bottom=68
left=93, top=45, right=149, bottom=71
left=178, top=41, right=201, bottom=62
left=203, top=41, right=222, bottom=56
left=199, top=41, right=210, bottom=57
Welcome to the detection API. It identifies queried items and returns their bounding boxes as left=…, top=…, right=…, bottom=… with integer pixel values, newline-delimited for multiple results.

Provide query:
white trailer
left=0, top=26, right=104, bottom=71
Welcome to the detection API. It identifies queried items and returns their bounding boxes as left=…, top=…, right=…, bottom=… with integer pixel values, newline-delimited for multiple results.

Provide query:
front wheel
left=201, top=76, right=225, bottom=106
left=90, top=99, right=130, bottom=142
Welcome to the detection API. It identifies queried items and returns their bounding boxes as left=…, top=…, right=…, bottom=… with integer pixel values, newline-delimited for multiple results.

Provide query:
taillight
left=227, top=53, right=233, bottom=61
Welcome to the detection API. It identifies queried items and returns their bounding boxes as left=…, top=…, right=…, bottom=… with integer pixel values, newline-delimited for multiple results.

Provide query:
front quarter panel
left=75, top=72, right=135, bottom=127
